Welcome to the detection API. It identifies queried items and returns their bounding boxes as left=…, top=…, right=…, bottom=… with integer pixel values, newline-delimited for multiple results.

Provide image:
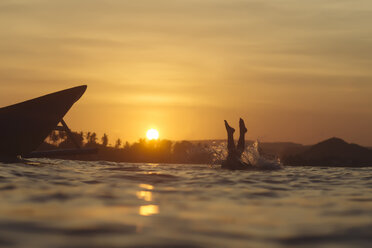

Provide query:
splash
left=210, top=140, right=282, bottom=170
left=242, top=140, right=282, bottom=170
left=209, top=141, right=228, bottom=165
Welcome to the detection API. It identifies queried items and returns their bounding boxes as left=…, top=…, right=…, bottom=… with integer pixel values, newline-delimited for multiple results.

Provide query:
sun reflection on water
left=136, top=191, right=152, bottom=201
left=137, top=184, right=158, bottom=216
left=137, top=184, right=154, bottom=202
left=139, top=184, right=154, bottom=190
left=139, top=205, right=159, bottom=216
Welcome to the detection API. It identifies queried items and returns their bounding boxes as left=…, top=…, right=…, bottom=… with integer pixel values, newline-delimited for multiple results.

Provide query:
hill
left=283, top=137, right=372, bottom=166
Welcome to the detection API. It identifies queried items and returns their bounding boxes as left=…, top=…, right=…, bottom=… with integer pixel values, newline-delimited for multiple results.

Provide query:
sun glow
left=146, top=129, right=159, bottom=140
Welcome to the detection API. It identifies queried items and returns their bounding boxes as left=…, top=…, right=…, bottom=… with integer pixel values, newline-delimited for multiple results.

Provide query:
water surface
left=0, top=159, right=371, bottom=248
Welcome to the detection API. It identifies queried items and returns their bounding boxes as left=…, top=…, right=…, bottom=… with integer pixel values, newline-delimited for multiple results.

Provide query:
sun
left=146, top=129, right=159, bottom=140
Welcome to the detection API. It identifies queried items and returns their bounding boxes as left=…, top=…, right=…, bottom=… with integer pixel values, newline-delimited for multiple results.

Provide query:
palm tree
left=101, top=133, right=109, bottom=147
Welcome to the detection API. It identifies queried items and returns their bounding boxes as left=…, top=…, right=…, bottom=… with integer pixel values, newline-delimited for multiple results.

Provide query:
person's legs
left=237, top=118, right=247, bottom=156
left=224, top=120, right=235, bottom=156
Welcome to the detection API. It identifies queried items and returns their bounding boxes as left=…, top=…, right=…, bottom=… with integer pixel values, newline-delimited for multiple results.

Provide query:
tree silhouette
left=49, top=131, right=60, bottom=144
left=124, top=141, right=130, bottom=149
left=86, top=132, right=91, bottom=143
left=58, top=130, right=67, bottom=141
left=89, top=132, right=97, bottom=144
left=85, top=132, right=97, bottom=147
left=101, top=133, right=108, bottom=147
left=59, top=131, right=84, bottom=149
left=173, top=140, right=193, bottom=162
left=76, top=132, right=84, bottom=147
left=115, top=138, right=122, bottom=148
left=79, top=131, right=84, bottom=144
left=44, top=129, right=215, bottom=164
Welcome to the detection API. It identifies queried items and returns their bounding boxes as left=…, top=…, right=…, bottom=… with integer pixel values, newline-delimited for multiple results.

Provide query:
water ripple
left=0, top=159, right=371, bottom=248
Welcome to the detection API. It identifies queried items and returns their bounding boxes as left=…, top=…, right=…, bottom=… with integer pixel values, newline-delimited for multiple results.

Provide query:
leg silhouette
left=224, top=120, right=235, bottom=157
left=237, top=118, right=247, bottom=157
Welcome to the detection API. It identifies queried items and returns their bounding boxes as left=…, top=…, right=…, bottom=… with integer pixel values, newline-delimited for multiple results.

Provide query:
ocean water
left=0, top=159, right=371, bottom=248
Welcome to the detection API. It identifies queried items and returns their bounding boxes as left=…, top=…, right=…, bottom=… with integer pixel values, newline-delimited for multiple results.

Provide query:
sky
left=1, top=0, right=372, bottom=145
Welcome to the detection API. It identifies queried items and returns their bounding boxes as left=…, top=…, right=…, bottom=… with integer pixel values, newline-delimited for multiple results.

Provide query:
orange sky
left=1, top=0, right=372, bottom=145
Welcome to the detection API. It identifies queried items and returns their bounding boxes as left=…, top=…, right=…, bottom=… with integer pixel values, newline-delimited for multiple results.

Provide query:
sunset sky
left=1, top=0, right=372, bottom=145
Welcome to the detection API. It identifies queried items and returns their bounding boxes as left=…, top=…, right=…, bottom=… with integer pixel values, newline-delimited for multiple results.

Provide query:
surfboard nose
left=0, top=85, right=89, bottom=159
left=67, top=85, right=87, bottom=103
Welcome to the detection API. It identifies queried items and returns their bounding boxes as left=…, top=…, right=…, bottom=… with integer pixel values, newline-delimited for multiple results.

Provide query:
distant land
left=283, top=137, right=372, bottom=167
left=34, top=132, right=372, bottom=167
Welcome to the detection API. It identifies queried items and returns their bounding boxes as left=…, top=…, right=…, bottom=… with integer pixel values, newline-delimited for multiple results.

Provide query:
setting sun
left=146, top=129, right=159, bottom=140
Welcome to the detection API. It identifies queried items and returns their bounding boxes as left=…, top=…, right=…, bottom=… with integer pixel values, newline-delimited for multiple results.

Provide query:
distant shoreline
left=31, top=131, right=372, bottom=167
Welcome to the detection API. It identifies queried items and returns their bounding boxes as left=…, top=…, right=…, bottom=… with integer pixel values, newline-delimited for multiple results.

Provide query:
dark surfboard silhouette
left=0, top=85, right=87, bottom=161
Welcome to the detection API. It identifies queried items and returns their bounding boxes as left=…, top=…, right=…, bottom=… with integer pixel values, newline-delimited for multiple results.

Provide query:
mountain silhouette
left=283, top=137, right=372, bottom=166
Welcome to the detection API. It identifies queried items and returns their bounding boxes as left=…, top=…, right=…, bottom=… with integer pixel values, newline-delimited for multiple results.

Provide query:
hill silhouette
left=283, top=137, right=372, bottom=166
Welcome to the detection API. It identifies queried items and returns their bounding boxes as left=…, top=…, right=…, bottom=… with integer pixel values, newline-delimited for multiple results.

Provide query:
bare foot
left=239, top=118, right=247, bottom=133
left=224, top=120, right=235, bottom=134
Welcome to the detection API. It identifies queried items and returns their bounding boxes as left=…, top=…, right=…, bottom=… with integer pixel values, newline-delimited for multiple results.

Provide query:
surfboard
left=0, top=85, right=87, bottom=161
